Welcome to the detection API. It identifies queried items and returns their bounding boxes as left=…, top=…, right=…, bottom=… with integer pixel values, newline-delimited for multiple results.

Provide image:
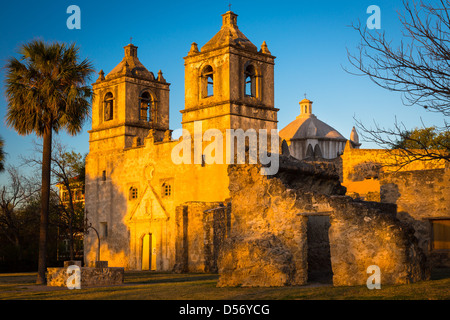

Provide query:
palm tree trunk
left=36, top=125, right=52, bottom=284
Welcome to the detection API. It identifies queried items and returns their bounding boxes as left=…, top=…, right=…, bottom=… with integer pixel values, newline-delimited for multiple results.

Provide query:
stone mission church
left=85, top=10, right=438, bottom=286
left=86, top=10, right=279, bottom=271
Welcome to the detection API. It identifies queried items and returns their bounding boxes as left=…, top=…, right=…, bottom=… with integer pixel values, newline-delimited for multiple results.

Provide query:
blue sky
left=0, top=0, right=445, bottom=182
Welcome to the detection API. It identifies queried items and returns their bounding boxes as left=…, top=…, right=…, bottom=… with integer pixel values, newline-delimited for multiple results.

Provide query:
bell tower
left=89, top=42, right=170, bottom=152
left=182, top=11, right=278, bottom=135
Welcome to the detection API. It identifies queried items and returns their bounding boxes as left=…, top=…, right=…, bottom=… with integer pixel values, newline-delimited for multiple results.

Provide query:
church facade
left=84, top=11, right=278, bottom=270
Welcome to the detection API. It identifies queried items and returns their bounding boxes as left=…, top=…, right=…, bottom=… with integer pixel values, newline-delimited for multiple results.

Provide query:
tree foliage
left=4, top=40, right=93, bottom=283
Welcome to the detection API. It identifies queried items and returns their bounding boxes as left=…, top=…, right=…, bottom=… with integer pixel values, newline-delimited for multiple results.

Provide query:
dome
left=300, top=98, right=311, bottom=104
left=280, top=98, right=346, bottom=142
left=279, top=114, right=346, bottom=142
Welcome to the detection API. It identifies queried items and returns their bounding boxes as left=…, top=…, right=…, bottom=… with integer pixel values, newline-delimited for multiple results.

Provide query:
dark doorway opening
left=307, top=215, right=333, bottom=284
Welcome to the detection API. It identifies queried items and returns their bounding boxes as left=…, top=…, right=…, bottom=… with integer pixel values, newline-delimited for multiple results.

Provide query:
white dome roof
left=279, top=114, right=346, bottom=142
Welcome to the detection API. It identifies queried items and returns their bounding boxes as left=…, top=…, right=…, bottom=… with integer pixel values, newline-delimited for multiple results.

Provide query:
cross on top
left=228, top=2, right=232, bottom=11
left=130, top=37, right=133, bottom=44
left=304, top=93, right=307, bottom=99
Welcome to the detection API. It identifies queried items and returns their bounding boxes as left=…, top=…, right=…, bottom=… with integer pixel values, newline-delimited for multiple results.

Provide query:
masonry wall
left=218, top=160, right=429, bottom=287
left=380, top=167, right=450, bottom=268
left=174, top=201, right=230, bottom=273
left=328, top=197, right=429, bottom=286
left=340, top=142, right=450, bottom=269
left=218, top=164, right=309, bottom=287
left=340, top=142, right=446, bottom=198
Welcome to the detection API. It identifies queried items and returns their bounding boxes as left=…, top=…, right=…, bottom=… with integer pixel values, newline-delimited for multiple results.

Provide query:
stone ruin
left=47, top=260, right=124, bottom=288
left=175, top=154, right=430, bottom=287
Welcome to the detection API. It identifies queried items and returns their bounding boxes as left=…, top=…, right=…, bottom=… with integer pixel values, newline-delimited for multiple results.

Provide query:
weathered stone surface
left=218, top=164, right=309, bottom=287
left=218, top=162, right=429, bottom=287
left=327, top=197, right=429, bottom=286
left=173, top=201, right=229, bottom=273
left=218, top=234, right=299, bottom=287
left=380, top=167, right=450, bottom=268
left=47, top=267, right=124, bottom=288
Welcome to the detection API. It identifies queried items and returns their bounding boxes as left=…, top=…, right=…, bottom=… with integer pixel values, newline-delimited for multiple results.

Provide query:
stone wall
left=47, top=267, right=124, bottom=288
left=217, top=164, right=309, bottom=287
left=380, top=167, right=450, bottom=268
left=218, top=157, right=429, bottom=287
left=173, top=201, right=230, bottom=273
left=328, top=197, right=428, bottom=286
left=339, top=142, right=446, bottom=198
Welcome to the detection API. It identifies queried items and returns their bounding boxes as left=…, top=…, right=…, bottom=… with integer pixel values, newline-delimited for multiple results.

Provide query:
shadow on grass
left=124, top=272, right=219, bottom=285
left=430, top=268, right=450, bottom=281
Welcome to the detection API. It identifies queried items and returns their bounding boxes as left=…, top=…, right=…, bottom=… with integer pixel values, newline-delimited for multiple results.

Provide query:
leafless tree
left=0, top=167, right=37, bottom=260
left=22, top=140, right=85, bottom=261
left=347, top=0, right=450, bottom=165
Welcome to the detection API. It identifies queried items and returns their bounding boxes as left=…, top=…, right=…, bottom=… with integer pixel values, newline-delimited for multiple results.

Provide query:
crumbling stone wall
left=217, top=164, right=309, bottom=287
left=328, top=198, right=429, bottom=286
left=218, top=156, right=429, bottom=287
left=173, top=201, right=230, bottom=273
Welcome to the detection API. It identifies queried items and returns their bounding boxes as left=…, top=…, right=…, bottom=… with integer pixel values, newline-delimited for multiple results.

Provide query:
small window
left=245, top=76, right=252, bottom=96
left=202, top=65, right=214, bottom=98
left=244, top=64, right=256, bottom=97
left=100, top=222, right=108, bottom=238
left=102, top=170, right=106, bottom=181
left=162, top=183, right=172, bottom=197
left=431, top=219, right=450, bottom=251
left=207, top=76, right=214, bottom=97
left=140, top=91, right=153, bottom=122
left=129, top=187, right=139, bottom=200
left=104, top=92, right=114, bottom=121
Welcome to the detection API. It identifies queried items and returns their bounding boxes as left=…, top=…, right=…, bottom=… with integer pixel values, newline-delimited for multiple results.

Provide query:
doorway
left=307, top=215, right=333, bottom=284
left=142, top=233, right=156, bottom=271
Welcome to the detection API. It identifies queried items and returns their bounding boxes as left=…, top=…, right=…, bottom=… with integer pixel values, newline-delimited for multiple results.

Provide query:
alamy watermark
left=367, top=5, right=381, bottom=29
left=66, top=265, right=81, bottom=289
left=366, top=265, right=381, bottom=289
left=67, top=5, right=81, bottom=30
left=170, top=121, right=279, bottom=175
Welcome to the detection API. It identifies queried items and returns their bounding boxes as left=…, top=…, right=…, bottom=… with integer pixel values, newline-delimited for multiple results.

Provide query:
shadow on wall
left=84, top=170, right=132, bottom=269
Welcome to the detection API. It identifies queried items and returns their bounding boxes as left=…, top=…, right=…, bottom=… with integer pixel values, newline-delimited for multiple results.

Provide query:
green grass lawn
left=0, top=269, right=449, bottom=300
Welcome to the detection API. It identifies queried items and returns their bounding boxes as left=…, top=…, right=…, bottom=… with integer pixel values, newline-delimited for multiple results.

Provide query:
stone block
left=47, top=266, right=124, bottom=288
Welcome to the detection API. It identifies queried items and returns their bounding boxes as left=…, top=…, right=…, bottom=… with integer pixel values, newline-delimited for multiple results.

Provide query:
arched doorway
left=142, top=233, right=156, bottom=271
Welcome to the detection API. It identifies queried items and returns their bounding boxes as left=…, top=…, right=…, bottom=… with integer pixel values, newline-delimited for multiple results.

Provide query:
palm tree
left=4, top=40, right=94, bottom=284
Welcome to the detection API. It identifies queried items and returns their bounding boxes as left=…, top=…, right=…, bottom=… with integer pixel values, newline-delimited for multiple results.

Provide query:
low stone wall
left=47, top=267, right=124, bottom=288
